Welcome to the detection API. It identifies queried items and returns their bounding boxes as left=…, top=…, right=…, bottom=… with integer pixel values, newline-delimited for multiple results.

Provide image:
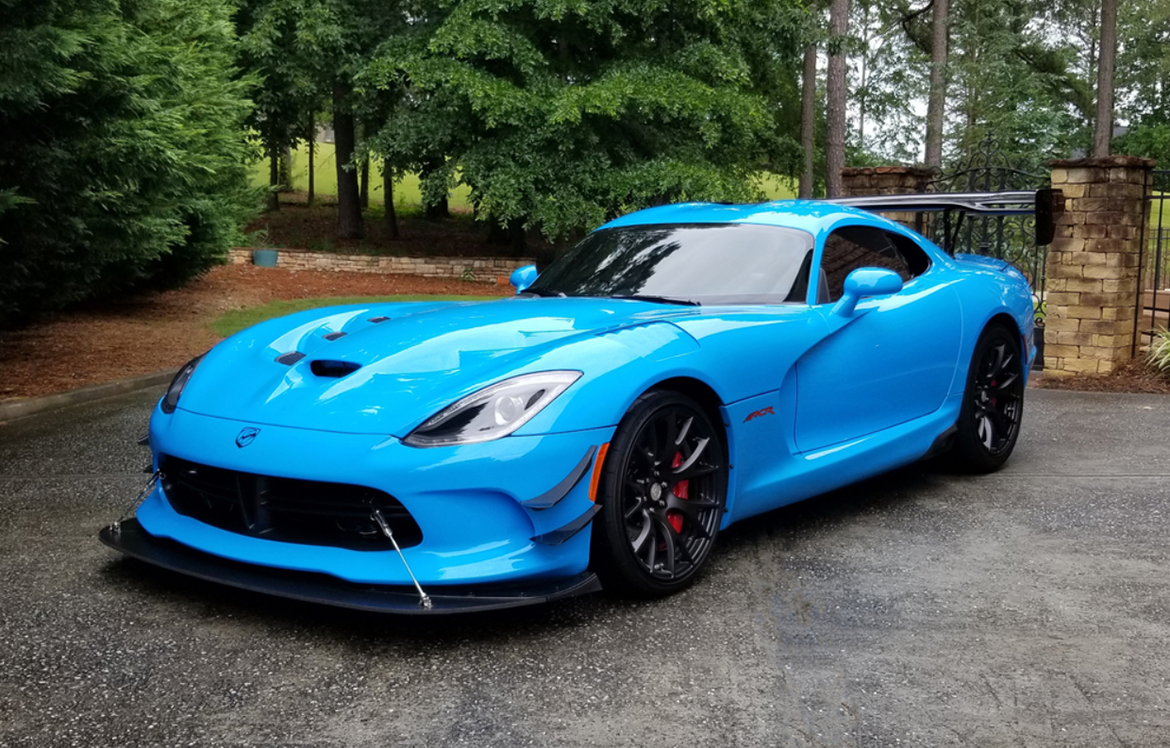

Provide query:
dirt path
left=0, top=265, right=507, bottom=402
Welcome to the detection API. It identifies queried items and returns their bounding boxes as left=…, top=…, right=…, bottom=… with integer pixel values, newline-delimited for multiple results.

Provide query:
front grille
left=159, top=455, right=422, bottom=551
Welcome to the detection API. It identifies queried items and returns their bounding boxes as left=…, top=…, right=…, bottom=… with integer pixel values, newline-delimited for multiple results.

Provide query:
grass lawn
left=210, top=295, right=500, bottom=338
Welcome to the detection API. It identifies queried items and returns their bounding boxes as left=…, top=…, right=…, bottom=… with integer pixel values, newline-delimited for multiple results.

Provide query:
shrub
left=0, top=0, right=256, bottom=326
left=1149, top=327, right=1170, bottom=375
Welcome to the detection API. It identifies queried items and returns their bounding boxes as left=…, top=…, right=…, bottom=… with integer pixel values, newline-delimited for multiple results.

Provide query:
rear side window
left=816, top=226, right=931, bottom=304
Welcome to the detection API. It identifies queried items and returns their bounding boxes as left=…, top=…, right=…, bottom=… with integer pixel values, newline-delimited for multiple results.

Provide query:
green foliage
left=365, top=0, right=806, bottom=240
left=1115, top=123, right=1170, bottom=167
left=945, top=0, right=1084, bottom=169
left=0, top=0, right=256, bottom=325
left=1149, top=328, right=1170, bottom=374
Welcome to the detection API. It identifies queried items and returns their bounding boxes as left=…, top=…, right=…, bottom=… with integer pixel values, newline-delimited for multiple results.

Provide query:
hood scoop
left=310, top=359, right=362, bottom=378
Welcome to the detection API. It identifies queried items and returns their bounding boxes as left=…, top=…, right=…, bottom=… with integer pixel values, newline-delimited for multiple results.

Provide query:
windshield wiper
left=520, top=289, right=566, bottom=298
left=610, top=294, right=700, bottom=306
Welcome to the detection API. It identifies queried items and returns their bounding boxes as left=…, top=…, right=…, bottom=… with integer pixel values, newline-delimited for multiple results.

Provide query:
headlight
left=404, top=371, right=581, bottom=447
left=160, top=354, right=205, bottom=414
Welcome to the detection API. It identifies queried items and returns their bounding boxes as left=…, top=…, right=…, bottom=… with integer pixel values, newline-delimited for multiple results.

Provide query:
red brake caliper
left=668, top=452, right=688, bottom=533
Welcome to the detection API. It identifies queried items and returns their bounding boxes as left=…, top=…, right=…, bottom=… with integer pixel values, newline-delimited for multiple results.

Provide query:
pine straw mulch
left=1034, top=357, right=1170, bottom=395
left=0, top=264, right=508, bottom=403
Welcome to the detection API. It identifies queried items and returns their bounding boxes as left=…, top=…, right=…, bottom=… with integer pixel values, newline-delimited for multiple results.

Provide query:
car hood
left=177, top=297, right=700, bottom=436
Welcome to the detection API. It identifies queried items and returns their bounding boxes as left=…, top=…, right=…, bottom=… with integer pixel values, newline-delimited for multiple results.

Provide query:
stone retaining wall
left=228, top=248, right=535, bottom=285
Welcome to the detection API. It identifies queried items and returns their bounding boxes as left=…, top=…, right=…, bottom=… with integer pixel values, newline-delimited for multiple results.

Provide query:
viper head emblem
left=235, top=427, right=261, bottom=448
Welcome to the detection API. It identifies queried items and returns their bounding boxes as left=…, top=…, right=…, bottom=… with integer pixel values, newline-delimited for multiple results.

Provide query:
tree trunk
left=799, top=43, right=817, bottom=199
left=333, top=81, right=363, bottom=240
left=422, top=159, right=450, bottom=219
left=1092, top=0, right=1117, bottom=157
left=279, top=145, right=293, bottom=192
left=267, top=142, right=280, bottom=212
left=857, top=4, right=869, bottom=155
left=360, top=155, right=369, bottom=209
left=383, top=162, right=399, bottom=240
left=925, top=0, right=948, bottom=170
left=307, top=113, right=315, bottom=207
left=826, top=0, right=849, bottom=197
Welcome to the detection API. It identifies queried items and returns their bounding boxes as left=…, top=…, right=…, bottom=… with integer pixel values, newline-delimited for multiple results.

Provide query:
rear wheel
left=953, top=324, right=1024, bottom=473
left=592, top=390, right=727, bottom=597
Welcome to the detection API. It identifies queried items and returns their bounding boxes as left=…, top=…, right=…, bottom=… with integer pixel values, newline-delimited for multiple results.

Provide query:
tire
left=591, top=390, right=728, bottom=598
left=952, top=324, right=1025, bottom=473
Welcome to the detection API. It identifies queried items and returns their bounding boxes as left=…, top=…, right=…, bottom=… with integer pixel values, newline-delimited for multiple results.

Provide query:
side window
left=816, top=226, right=931, bottom=304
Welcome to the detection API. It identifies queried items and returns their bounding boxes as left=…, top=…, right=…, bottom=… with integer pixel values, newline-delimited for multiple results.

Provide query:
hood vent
left=368, top=316, right=390, bottom=323
left=323, top=331, right=347, bottom=341
left=310, top=359, right=362, bottom=378
left=275, top=351, right=306, bottom=365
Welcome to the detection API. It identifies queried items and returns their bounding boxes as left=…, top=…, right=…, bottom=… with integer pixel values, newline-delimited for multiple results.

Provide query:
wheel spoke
left=990, top=343, right=1006, bottom=378
left=630, top=512, right=652, bottom=552
left=978, top=414, right=995, bottom=450
left=623, top=495, right=644, bottom=520
left=671, top=437, right=710, bottom=476
left=658, top=411, right=679, bottom=463
left=662, top=519, right=696, bottom=565
left=655, top=516, right=676, bottom=576
left=675, top=416, right=692, bottom=447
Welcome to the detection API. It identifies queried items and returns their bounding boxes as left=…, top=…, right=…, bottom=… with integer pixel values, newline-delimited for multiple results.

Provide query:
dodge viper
left=101, top=199, right=1036, bottom=613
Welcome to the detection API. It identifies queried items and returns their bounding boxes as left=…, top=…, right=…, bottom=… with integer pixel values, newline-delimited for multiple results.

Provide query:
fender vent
left=323, top=331, right=347, bottom=341
left=310, top=359, right=362, bottom=378
left=368, top=316, right=390, bottom=323
left=275, top=351, right=305, bottom=365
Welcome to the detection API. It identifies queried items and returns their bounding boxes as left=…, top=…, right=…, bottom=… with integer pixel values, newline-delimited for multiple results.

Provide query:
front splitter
left=99, top=519, right=602, bottom=615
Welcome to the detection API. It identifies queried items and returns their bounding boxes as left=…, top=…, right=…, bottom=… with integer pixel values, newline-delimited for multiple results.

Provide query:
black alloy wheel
left=953, top=324, right=1024, bottom=472
left=592, top=390, right=727, bottom=597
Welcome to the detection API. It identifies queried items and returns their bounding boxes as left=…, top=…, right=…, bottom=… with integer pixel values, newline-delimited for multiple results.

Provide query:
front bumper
left=100, top=519, right=602, bottom=614
left=126, top=405, right=613, bottom=590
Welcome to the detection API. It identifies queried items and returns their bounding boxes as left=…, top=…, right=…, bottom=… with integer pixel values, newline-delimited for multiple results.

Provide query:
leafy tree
left=0, top=0, right=255, bottom=325
left=366, top=0, right=806, bottom=241
left=1114, top=0, right=1170, bottom=164
left=236, top=0, right=328, bottom=211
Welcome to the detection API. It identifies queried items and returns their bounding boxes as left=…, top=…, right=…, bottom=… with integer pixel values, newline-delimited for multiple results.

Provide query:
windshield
left=527, top=224, right=814, bottom=305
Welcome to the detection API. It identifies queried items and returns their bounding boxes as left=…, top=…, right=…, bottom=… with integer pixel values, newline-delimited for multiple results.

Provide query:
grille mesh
left=159, top=455, right=421, bottom=551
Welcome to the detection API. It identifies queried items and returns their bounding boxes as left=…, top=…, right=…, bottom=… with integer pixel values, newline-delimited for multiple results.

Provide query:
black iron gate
left=1139, top=170, right=1170, bottom=353
left=927, top=136, right=1051, bottom=297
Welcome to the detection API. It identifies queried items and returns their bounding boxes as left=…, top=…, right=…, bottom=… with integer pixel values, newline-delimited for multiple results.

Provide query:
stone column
left=840, top=166, right=933, bottom=229
left=840, top=166, right=933, bottom=197
left=1044, top=156, right=1154, bottom=375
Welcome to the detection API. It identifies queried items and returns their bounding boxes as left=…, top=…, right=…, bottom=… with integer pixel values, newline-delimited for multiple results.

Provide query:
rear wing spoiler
left=827, top=189, right=1065, bottom=253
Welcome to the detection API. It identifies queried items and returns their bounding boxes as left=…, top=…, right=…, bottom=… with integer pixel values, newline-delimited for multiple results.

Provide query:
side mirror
left=510, top=264, right=538, bottom=294
left=832, top=268, right=903, bottom=318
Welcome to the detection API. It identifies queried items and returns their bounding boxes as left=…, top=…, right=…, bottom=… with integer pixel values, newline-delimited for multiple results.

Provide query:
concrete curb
left=0, top=369, right=176, bottom=424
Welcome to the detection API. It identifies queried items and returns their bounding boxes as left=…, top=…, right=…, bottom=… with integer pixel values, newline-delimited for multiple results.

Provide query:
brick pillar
left=840, top=166, right=933, bottom=228
left=840, top=166, right=933, bottom=197
left=1044, top=156, right=1154, bottom=376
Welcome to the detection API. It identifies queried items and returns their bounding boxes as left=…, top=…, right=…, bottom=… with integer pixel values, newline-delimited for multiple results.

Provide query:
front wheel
left=953, top=324, right=1025, bottom=473
left=591, top=390, right=728, bottom=598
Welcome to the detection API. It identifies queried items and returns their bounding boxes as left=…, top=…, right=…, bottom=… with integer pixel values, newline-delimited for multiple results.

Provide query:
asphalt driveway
left=0, top=387, right=1168, bottom=747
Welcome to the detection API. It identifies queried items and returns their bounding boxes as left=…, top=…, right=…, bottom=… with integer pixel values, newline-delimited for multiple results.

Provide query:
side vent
left=275, top=351, right=306, bottom=366
left=323, top=331, right=347, bottom=341
left=368, top=316, right=390, bottom=323
left=310, top=360, right=362, bottom=378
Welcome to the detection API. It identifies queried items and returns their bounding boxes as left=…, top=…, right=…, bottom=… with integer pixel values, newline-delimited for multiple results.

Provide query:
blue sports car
left=101, top=199, right=1037, bottom=613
